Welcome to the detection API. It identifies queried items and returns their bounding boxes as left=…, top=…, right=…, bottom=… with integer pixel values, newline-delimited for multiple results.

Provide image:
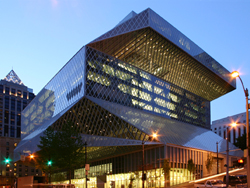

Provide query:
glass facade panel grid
left=90, top=8, right=234, bottom=89
left=52, top=97, right=148, bottom=145
left=88, top=27, right=234, bottom=101
left=85, top=46, right=210, bottom=128
left=21, top=47, right=86, bottom=138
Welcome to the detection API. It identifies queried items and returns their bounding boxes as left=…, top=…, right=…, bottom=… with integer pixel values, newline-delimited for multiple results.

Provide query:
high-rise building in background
left=212, top=112, right=249, bottom=144
left=14, top=8, right=242, bottom=187
left=0, top=70, right=41, bottom=186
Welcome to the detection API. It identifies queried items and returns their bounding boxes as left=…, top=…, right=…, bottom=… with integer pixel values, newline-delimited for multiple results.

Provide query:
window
left=0, top=85, right=3, bottom=93
left=4, top=125, right=8, bottom=136
left=23, top=92, right=27, bottom=99
left=17, top=100, right=21, bottom=112
left=233, top=128, right=236, bottom=143
left=17, top=127, right=21, bottom=138
left=11, top=112, right=15, bottom=125
left=17, top=114, right=21, bottom=125
left=10, top=126, right=15, bottom=137
left=5, top=87, right=9, bottom=95
left=5, top=96, right=9, bottom=109
left=11, top=88, right=16, bottom=95
left=17, top=90, right=21, bottom=97
left=23, top=101, right=27, bottom=109
left=11, top=98, right=15, bottom=111
left=4, top=110, right=9, bottom=124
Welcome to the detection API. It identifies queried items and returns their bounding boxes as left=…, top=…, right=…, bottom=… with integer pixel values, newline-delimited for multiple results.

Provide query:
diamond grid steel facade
left=14, top=8, right=241, bottom=185
left=88, top=27, right=232, bottom=101
left=85, top=46, right=210, bottom=128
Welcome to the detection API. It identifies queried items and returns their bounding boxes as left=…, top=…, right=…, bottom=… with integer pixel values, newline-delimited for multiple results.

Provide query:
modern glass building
left=14, top=8, right=242, bottom=187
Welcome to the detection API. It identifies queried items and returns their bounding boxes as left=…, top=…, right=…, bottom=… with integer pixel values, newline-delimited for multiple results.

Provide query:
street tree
left=37, top=121, right=86, bottom=184
left=234, top=133, right=246, bottom=150
left=36, top=126, right=58, bottom=183
left=163, top=158, right=170, bottom=188
left=187, top=159, right=196, bottom=179
left=205, top=153, right=213, bottom=174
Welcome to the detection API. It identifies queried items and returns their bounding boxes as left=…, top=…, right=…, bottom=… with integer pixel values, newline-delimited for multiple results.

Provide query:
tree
left=234, top=133, right=246, bottom=150
left=163, top=158, right=170, bottom=188
left=187, top=159, right=196, bottom=179
left=55, top=121, right=86, bottom=184
left=36, top=126, right=59, bottom=183
left=37, top=121, right=86, bottom=184
left=205, top=153, right=213, bottom=174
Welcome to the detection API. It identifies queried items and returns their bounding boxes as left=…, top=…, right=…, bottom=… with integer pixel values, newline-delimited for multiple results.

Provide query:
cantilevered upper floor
left=88, top=8, right=236, bottom=101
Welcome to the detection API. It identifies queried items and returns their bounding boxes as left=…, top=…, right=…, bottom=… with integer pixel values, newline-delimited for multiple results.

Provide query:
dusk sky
left=1, top=0, right=249, bottom=123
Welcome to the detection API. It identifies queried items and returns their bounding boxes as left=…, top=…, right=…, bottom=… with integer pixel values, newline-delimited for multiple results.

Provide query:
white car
left=194, top=179, right=228, bottom=188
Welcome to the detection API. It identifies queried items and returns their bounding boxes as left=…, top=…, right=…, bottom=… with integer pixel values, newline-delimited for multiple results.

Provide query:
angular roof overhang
left=88, top=8, right=236, bottom=101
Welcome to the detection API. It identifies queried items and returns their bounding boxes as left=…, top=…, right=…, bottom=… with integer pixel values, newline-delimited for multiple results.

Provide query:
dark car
left=223, top=175, right=242, bottom=186
left=237, top=175, right=247, bottom=183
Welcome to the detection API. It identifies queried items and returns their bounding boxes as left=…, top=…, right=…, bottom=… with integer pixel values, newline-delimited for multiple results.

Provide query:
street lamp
left=231, top=71, right=250, bottom=188
left=142, top=133, right=158, bottom=188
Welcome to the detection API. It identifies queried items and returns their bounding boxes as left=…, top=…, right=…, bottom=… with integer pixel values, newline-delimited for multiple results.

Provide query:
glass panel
left=85, top=47, right=210, bottom=128
left=21, top=46, right=86, bottom=139
left=5, top=87, right=9, bottom=95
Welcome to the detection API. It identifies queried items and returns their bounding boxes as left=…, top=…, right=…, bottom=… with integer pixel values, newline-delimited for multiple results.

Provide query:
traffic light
left=238, top=159, right=244, bottom=167
left=47, top=160, right=52, bottom=166
left=4, top=158, right=10, bottom=164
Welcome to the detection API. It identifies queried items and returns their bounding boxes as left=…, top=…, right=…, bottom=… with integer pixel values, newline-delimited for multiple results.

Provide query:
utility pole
left=85, top=142, right=88, bottom=188
left=142, top=141, right=145, bottom=188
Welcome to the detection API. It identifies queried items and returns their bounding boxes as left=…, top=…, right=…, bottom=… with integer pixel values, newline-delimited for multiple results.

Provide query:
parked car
left=194, top=179, right=227, bottom=188
left=236, top=175, right=247, bottom=183
left=223, top=175, right=242, bottom=186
